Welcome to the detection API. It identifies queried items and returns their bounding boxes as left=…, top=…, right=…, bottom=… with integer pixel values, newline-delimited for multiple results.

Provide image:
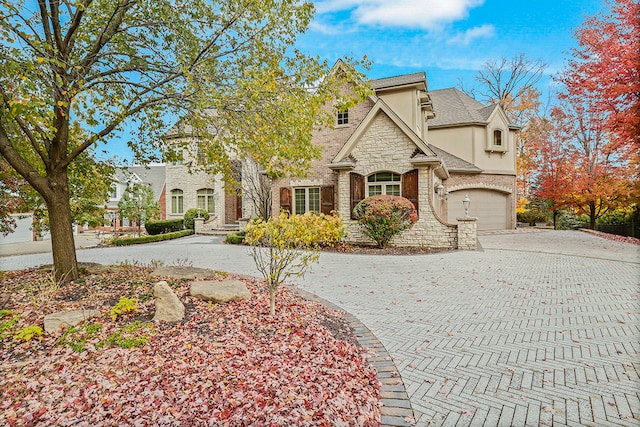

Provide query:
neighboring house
left=107, top=165, right=166, bottom=227
left=162, top=131, right=239, bottom=230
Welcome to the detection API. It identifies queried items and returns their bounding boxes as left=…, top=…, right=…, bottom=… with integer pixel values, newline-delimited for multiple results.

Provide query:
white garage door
left=0, top=214, right=34, bottom=244
left=448, top=190, right=509, bottom=231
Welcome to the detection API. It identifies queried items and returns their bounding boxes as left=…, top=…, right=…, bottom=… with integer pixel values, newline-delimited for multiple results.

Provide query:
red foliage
left=0, top=268, right=381, bottom=426
left=560, top=0, right=640, bottom=166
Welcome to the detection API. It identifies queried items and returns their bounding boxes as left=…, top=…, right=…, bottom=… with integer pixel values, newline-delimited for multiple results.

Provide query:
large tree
left=0, top=0, right=369, bottom=281
left=560, top=0, right=640, bottom=160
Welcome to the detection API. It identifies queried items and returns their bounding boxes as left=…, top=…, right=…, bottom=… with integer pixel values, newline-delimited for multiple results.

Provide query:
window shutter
left=321, top=186, right=335, bottom=215
left=350, top=173, right=365, bottom=219
left=402, top=169, right=419, bottom=218
left=280, top=187, right=292, bottom=213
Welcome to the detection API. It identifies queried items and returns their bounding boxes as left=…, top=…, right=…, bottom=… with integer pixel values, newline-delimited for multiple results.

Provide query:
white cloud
left=315, top=0, right=485, bottom=30
left=446, top=24, right=495, bottom=45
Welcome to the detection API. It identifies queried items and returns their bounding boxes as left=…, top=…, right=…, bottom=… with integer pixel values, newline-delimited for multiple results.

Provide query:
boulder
left=190, top=280, right=252, bottom=303
left=153, top=281, right=185, bottom=322
left=44, top=309, right=100, bottom=333
left=150, top=266, right=213, bottom=280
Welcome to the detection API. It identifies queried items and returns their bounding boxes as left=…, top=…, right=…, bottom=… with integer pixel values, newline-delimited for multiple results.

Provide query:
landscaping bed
left=0, top=266, right=381, bottom=426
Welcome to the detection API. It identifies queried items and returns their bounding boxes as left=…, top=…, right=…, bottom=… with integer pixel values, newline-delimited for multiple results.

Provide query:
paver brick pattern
left=297, top=235, right=639, bottom=426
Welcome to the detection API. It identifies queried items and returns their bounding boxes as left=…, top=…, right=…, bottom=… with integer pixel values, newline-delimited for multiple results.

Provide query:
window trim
left=196, top=188, right=215, bottom=213
left=170, top=189, right=184, bottom=214
left=337, top=109, right=349, bottom=126
left=294, top=187, right=321, bottom=215
left=366, top=172, right=401, bottom=197
left=487, top=128, right=507, bottom=152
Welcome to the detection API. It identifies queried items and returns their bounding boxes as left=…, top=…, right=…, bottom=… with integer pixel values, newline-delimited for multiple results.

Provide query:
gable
left=332, top=99, right=436, bottom=165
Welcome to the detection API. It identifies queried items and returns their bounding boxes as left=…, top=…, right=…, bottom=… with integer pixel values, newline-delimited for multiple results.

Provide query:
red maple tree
left=560, top=0, right=640, bottom=170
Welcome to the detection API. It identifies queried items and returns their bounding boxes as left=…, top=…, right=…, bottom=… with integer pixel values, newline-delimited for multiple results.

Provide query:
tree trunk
left=589, top=201, right=596, bottom=230
left=46, top=173, right=79, bottom=282
left=269, top=289, right=276, bottom=316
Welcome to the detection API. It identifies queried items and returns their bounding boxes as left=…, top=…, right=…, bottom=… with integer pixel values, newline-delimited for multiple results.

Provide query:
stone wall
left=337, top=113, right=459, bottom=249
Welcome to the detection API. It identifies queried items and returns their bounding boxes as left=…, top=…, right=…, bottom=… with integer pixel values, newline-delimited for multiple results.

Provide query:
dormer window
left=337, top=109, right=349, bottom=126
left=493, top=130, right=503, bottom=147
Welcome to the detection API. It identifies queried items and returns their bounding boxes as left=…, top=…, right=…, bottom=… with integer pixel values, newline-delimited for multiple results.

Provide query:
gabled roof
left=427, top=145, right=483, bottom=174
left=428, top=88, right=496, bottom=127
left=331, top=98, right=437, bottom=166
left=115, top=165, right=166, bottom=200
left=371, top=72, right=427, bottom=91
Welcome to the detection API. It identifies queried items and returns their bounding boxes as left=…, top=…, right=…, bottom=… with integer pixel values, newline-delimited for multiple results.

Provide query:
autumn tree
left=560, top=0, right=640, bottom=171
left=117, top=182, right=159, bottom=237
left=552, top=0, right=638, bottom=229
left=0, top=0, right=369, bottom=281
left=527, top=114, right=574, bottom=228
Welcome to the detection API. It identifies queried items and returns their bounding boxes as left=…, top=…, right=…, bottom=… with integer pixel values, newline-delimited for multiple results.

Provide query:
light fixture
left=463, top=194, right=470, bottom=217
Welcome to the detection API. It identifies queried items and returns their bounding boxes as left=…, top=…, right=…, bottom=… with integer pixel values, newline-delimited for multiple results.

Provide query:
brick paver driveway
left=298, top=230, right=640, bottom=426
left=1, top=229, right=638, bottom=426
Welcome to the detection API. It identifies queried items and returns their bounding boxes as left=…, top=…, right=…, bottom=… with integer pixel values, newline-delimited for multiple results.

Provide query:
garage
left=448, top=189, right=510, bottom=231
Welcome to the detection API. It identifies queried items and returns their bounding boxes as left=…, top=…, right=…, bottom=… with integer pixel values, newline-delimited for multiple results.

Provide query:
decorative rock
left=153, top=281, right=185, bottom=322
left=151, top=266, right=213, bottom=280
left=190, top=280, right=252, bottom=303
left=44, top=309, right=100, bottom=333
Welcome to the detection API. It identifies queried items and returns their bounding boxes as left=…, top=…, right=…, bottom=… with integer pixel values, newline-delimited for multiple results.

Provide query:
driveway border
left=296, top=288, right=416, bottom=427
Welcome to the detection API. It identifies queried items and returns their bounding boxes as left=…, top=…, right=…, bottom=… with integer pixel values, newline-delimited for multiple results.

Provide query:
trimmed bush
left=225, top=231, right=246, bottom=245
left=353, top=195, right=418, bottom=248
left=183, top=208, right=210, bottom=230
left=114, top=230, right=193, bottom=246
left=145, top=219, right=184, bottom=235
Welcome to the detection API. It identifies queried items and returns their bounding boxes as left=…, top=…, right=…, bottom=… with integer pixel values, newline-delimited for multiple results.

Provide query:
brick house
left=164, top=61, right=517, bottom=246
left=267, top=62, right=517, bottom=248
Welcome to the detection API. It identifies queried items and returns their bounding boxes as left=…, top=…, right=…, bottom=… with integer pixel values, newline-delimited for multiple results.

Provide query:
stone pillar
left=238, top=217, right=249, bottom=232
left=457, top=217, right=478, bottom=250
left=194, top=217, right=204, bottom=234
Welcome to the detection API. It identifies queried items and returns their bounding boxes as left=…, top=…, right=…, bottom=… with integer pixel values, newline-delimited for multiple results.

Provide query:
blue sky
left=299, top=0, right=603, bottom=91
left=108, top=0, right=605, bottom=162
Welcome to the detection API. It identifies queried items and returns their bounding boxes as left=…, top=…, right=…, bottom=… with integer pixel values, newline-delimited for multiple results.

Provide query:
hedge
left=114, top=230, right=193, bottom=246
left=224, top=231, right=245, bottom=245
left=145, top=219, right=184, bottom=235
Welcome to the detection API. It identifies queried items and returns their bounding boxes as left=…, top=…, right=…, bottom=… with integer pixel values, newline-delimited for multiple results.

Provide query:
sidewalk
left=0, top=232, right=104, bottom=258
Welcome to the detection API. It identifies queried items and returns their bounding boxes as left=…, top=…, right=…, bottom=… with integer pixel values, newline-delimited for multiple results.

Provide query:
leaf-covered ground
left=0, top=266, right=381, bottom=426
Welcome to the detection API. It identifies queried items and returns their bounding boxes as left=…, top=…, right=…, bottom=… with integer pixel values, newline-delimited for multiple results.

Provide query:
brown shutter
left=280, top=187, right=292, bottom=213
left=350, top=173, right=365, bottom=219
left=402, top=169, right=419, bottom=218
left=321, top=185, right=335, bottom=215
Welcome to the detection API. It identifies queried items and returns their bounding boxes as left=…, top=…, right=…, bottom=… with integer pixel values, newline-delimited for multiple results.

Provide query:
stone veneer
left=335, top=113, right=459, bottom=248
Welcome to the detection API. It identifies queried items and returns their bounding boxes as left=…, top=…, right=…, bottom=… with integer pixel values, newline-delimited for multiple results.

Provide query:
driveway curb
left=296, top=288, right=416, bottom=427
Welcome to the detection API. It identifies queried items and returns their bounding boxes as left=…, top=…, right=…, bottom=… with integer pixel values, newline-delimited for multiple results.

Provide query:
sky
left=108, top=0, right=605, bottom=162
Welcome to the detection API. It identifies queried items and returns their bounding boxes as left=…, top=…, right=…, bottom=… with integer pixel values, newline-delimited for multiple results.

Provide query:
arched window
left=493, top=129, right=503, bottom=147
left=367, top=172, right=401, bottom=197
left=197, top=188, right=215, bottom=213
left=171, top=189, right=184, bottom=214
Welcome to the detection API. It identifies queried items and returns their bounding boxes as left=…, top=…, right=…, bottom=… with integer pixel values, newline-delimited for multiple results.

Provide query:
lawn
left=0, top=265, right=381, bottom=426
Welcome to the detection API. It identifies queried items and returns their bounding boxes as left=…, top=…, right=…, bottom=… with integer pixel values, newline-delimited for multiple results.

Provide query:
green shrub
left=110, top=297, right=139, bottom=321
left=101, top=321, right=154, bottom=349
left=145, top=218, right=184, bottom=235
left=13, top=325, right=43, bottom=342
left=114, top=229, right=193, bottom=246
left=183, top=208, right=210, bottom=230
left=353, top=195, right=418, bottom=248
left=225, top=231, right=246, bottom=244
left=59, top=323, right=104, bottom=352
left=517, top=211, right=549, bottom=225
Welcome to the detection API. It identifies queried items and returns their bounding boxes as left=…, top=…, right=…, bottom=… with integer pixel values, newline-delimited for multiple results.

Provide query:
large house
left=163, top=62, right=518, bottom=248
